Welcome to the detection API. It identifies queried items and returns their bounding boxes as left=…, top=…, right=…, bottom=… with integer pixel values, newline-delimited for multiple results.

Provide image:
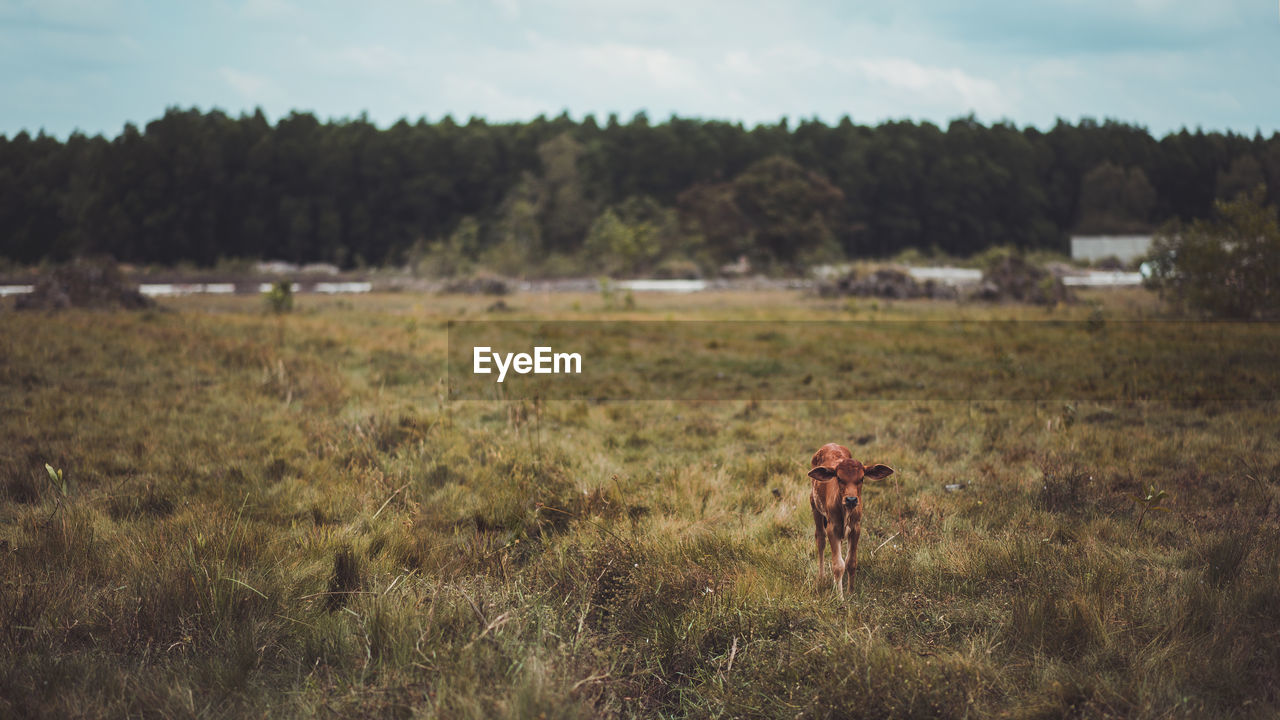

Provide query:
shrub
left=1144, top=187, right=1280, bottom=319
left=442, top=273, right=512, bottom=295
left=14, top=257, right=154, bottom=311
left=264, top=280, right=294, bottom=313
left=974, top=249, right=1073, bottom=305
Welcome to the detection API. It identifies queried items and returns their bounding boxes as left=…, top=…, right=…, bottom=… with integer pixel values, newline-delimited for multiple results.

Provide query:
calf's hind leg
left=811, top=506, right=827, bottom=580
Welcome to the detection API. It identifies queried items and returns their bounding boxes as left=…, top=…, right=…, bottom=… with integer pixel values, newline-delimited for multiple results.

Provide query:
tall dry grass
left=1, top=290, right=1277, bottom=718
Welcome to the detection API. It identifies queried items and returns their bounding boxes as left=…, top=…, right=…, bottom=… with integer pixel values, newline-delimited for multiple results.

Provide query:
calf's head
left=808, top=458, right=895, bottom=512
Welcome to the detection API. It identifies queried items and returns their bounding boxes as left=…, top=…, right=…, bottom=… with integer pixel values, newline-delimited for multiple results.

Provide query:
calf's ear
left=808, top=467, right=836, bottom=481
left=864, top=464, right=895, bottom=480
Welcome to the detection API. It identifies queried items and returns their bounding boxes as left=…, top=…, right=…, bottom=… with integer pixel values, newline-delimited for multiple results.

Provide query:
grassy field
left=2, top=289, right=1278, bottom=718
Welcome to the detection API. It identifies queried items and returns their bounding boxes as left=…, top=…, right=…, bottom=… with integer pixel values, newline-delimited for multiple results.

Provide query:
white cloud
left=240, top=0, right=300, bottom=20
left=845, top=57, right=1010, bottom=116
left=440, top=74, right=544, bottom=119
left=219, top=67, right=273, bottom=100
left=491, top=0, right=520, bottom=21
left=1124, top=0, right=1242, bottom=23
left=760, top=45, right=824, bottom=71
left=575, top=43, right=698, bottom=91
left=7, top=0, right=1274, bottom=138
left=718, top=51, right=760, bottom=77
left=12, top=0, right=128, bottom=29
left=336, top=44, right=402, bottom=73
left=1023, top=58, right=1085, bottom=83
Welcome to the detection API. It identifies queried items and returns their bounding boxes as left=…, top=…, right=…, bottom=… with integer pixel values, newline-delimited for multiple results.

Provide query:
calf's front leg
left=828, top=528, right=846, bottom=599
left=842, top=522, right=862, bottom=591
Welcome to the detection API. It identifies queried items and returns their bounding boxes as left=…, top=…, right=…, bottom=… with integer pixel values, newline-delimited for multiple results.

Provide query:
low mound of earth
left=976, top=255, right=1075, bottom=305
left=817, top=267, right=958, bottom=300
left=14, top=258, right=154, bottom=311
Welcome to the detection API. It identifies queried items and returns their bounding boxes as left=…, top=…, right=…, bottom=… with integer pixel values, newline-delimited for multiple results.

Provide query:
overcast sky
left=2, top=0, right=1276, bottom=139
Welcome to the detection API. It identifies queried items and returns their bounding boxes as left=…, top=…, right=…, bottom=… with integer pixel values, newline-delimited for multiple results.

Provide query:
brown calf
left=808, top=443, right=894, bottom=598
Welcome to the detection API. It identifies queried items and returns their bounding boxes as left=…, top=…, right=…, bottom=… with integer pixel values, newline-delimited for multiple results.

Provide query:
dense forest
left=1, top=108, right=1277, bottom=276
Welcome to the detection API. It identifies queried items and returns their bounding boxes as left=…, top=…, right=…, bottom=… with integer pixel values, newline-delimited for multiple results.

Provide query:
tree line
left=1, top=107, right=1277, bottom=276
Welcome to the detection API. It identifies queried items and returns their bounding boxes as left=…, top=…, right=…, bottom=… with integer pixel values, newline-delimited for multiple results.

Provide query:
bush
left=817, top=267, right=958, bottom=300
left=410, top=217, right=479, bottom=278
left=442, top=273, right=513, bottom=295
left=14, top=257, right=154, bottom=311
left=583, top=196, right=682, bottom=277
left=974, top=249, right=1073, bottom=305
left=264, top=280, right=294, bottom=313
left=1144, top=187, right=1280, bottom=319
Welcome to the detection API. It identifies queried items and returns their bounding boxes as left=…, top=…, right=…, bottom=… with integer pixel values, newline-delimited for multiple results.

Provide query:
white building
left=1070, top=235, right=1153, bottom=264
